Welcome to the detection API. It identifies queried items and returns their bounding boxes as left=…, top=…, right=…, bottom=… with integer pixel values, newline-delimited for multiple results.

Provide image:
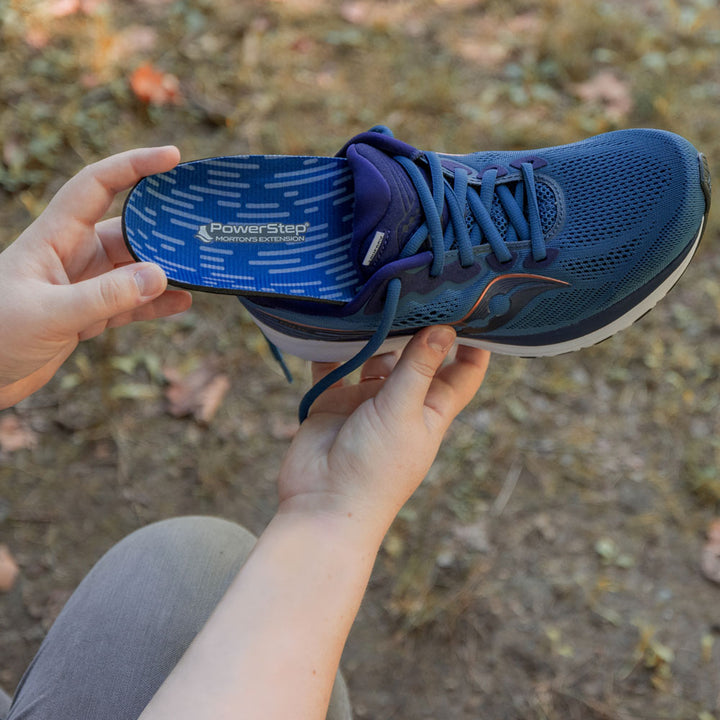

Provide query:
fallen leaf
left=129, top=63, right=182, bottom=106
left=339, top=1, right=417, bottom=29
left=164, top=361, right=230, bottom=424
left=340, top=1, right=369, bottom=24
left=44, top=0, right=82, bottom=17
left=453, top=520, right=491, bottom=553
left=196, top=375, right=231, bottom=425
left=701, top=518, right=720, bottom=584
left=291, top=36, right=316, bottom=54
left=24, top=26, right=51, bottom=49
left=2, top=139, right=26, bottom=170
left=42, top=0, right=104, bottom=16
left=105, top=26, right=158, bottom=66
left=456, top=39, right=508, bottom=67
left=0, top=414, right=38, bottom=453
left=0, top=545, right=19, bottom=593
left=573, top=71, right=633, bottom=120
left=267, top=0, right=326, bottom=12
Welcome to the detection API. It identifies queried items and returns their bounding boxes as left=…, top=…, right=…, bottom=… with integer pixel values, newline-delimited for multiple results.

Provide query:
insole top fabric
left=123, top=155, right=361, bottom=302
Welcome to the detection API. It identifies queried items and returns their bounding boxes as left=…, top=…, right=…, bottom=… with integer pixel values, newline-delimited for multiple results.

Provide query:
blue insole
left=123, top=155, right=360, bottom=302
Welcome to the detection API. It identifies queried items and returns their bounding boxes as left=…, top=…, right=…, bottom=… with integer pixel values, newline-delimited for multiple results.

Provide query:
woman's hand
left=278, top=326, right=491, bottom=542
left=0, top=146, right=192, bottom=408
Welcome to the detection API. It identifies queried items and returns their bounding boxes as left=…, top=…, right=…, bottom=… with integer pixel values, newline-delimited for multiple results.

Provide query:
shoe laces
left=297, top=128, right=546, bottom=422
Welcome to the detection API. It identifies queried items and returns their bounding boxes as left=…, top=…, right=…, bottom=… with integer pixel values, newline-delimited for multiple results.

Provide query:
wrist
left=276, top=494, right=392, bottom=555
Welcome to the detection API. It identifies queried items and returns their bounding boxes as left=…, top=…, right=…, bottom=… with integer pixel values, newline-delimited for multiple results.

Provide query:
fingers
left=311, top=350, right=399, bottom=391
left=95, top=216, right=134, bottom=267
left=65, top=217, right=135, bottom=283
left=311, top=361, right=343, bottom=387
left=374, top=328, right=490, bottom=431
left=43, top=146, right=180, bottom=236
left=360, top=351, right=399, bottom=382
left=51, top=262, right=170, bottom=336
left=423, top=344, right=490, bottom=424
left=308, top=330, right=488, bottom=430
left=97, top=289, right=193, bottom=335
left=375, top=326, right=456, bottom=420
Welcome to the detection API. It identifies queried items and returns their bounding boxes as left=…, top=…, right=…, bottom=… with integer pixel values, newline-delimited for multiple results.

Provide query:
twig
left=491, top=459, right=522, bottom=516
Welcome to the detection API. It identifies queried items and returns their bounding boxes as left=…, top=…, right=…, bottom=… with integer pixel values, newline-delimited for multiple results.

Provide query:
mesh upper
left=243, top=128, right=707, bottom=352
left=450, top=128, right=705, bottom=336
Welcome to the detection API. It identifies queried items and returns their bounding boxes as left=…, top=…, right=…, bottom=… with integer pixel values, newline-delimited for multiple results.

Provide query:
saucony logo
left=454, top=273, right=569, bottom=334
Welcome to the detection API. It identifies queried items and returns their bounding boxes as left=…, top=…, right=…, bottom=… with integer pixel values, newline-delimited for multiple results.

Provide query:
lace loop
left=298, top=277, right=402, bottom=422
left=298, top=143, right=547, bottom=422
left=400, top=151, right=546, bottom=270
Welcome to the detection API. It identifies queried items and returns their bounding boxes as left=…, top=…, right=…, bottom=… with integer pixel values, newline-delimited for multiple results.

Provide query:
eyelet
left=509, top=156, right=548, bottom=171
left=522, top=247, right=559, bottom=269
left=486, top=251, right=518, bottom=272
left=478, top=164, right=508, bottom=178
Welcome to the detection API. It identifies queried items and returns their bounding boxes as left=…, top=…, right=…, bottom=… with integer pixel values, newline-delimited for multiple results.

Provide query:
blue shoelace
left=297, top=128, right=546, bottom=422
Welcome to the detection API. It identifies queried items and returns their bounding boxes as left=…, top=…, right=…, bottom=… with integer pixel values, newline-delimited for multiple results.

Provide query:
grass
left=2, top=1, right=720, bottom=717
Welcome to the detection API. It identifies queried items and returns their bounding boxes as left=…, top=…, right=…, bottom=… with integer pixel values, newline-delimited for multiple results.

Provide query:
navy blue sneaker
left=123, top=127, right=710, bottom=420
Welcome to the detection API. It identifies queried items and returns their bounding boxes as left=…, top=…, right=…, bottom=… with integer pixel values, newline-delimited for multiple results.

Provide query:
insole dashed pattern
left=123, top=155, right=361, bottom=302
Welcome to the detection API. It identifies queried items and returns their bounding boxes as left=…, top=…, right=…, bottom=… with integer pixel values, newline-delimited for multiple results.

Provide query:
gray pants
left=1, top=516, right=351, bottom=720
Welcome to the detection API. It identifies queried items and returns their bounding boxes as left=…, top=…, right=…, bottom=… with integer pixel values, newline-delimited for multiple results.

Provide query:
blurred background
left=1, top=1, right=720, bottom=718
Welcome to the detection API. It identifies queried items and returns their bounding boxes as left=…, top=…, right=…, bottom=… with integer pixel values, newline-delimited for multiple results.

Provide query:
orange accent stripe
left=452, top=273, right=570, bottom=325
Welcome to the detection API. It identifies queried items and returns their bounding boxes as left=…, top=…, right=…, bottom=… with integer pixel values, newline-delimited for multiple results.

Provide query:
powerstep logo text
left=195, top=222, right=309, bottom=244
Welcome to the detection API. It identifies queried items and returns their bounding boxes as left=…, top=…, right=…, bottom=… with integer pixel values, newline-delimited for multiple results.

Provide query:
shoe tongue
left=347, top=143, right=424, bottom=279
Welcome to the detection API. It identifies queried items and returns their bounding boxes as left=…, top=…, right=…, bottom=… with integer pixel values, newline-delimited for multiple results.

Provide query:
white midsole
left=252, top=217, right=705, bottom=362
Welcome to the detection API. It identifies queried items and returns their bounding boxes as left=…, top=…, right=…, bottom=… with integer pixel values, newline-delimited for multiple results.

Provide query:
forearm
left=138, top=508, right=385, bottom=720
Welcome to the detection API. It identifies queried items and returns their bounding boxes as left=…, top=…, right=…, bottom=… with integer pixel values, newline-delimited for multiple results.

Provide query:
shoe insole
left=123, top=155, right=360, bottom=302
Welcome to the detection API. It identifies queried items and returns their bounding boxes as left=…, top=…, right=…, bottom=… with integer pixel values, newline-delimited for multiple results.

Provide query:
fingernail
left=427, top=326, right=455, bottom=353
left=134, top=266, right=165, bottom=298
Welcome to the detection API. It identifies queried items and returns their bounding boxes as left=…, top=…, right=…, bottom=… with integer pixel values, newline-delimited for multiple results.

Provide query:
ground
left=1, top=1, right=720, bottom=718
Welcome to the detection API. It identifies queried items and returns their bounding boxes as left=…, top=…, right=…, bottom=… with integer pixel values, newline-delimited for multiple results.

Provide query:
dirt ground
left=2, top=1, right=720, bottom=718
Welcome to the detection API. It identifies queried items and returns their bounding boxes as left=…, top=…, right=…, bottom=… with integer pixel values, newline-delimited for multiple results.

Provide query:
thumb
left=53, top=263, right=167, bottom=333
left=375, top=325, right=456, bottom=419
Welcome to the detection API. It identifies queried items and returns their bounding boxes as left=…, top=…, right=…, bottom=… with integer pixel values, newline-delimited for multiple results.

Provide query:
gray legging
left=1, top=516, right=351, bottom=720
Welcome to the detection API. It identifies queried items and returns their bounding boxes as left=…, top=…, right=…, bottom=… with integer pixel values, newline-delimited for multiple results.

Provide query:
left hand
left=0, top=147, right=192, bottom=408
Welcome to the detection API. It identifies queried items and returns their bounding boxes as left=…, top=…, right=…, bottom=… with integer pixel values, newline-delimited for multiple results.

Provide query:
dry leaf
left=267, top=0, right=326, bottom=12
left=104, top=26, right=158, bottom=66
left=44, top=0, right=82, bottom=17
left=573, top=71, right=633, bottom=120
left=41, top=0, right=103, bottom=17
left=0, top=545, right=19, bottom=593
left=701, top=518, right=720, bottom=584
left=2, top=139, right=26, bottom=169
left=454, top=520, right=491, bottom=553
left=196, top=375, right=231, bottom=425
left=0, top=414, right=38, bottom=453
left=339, top=1, right=416, bottom=29
left=456, top=39, right=508, bottom=67
left=164, top=361, right=230, bottom=424
left=130, top=63, right=182, bottom=106
left=24, top=26, right=51, bottom=49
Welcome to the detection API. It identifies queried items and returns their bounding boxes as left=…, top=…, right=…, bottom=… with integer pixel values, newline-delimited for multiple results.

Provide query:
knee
left=134, top=516, right=256, bottom=547
left=106, top=516, right=257, bottom=577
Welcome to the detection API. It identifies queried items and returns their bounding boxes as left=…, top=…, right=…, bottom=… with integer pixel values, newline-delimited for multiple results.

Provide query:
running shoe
left=123, top=127, right=711, bottom=419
